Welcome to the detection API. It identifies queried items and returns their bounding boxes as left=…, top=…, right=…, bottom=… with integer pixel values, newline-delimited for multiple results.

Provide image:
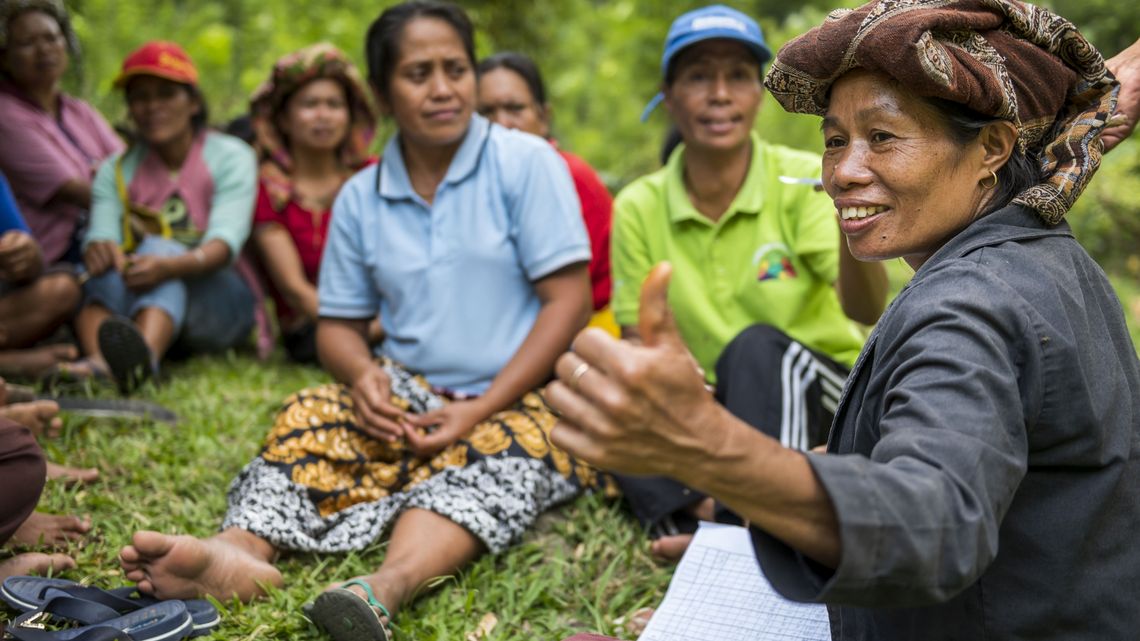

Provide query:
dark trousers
left=616, top=324, right=849, bottom=536
left=0, top=418, right=45, bottom=544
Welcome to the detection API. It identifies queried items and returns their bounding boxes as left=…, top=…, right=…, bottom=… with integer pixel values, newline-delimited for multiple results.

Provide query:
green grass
left=15, top=354, right=671, bottom=640
left=9, top=264, right=1139, bottom=640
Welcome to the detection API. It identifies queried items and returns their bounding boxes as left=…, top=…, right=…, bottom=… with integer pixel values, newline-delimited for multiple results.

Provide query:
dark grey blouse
left=755, top=205, right=1140, bottom=640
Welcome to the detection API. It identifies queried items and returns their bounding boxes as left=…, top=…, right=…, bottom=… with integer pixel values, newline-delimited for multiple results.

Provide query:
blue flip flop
left=1, top=576, right=218, bottom=638
left=5, top=598, right=191, bottom=641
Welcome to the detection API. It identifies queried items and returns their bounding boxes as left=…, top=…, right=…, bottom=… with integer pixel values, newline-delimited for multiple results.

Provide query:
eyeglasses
left=477, top=101, right=533, bottom=119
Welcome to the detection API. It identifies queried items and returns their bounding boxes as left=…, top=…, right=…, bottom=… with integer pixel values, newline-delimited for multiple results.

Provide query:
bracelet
left=192, top=247, right=207, bottom=265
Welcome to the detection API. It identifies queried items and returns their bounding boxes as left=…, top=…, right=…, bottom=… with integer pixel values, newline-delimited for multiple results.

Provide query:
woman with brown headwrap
left=249, top=44, right=379, bottom=363
left=546, top=1, right=1140, bottom=639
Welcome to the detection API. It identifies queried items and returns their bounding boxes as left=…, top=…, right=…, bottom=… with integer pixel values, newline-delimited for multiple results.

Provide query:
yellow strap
left=116, top=151, right=174, bottom=253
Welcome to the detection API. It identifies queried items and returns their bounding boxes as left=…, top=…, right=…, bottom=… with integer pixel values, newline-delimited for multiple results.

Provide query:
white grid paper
left=639, top=523, right=831, bottom=641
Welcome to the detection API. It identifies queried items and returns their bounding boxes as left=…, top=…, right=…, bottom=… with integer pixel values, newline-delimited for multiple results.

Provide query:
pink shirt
left=0, top=83, right=123, bottom=263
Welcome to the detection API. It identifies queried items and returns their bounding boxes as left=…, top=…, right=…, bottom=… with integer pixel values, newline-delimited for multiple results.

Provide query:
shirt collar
left=666, top=130, right=767, bottom=225
left=916, top=204, right=1072, bottom=277
left=376, top=114, right=491, bottom=201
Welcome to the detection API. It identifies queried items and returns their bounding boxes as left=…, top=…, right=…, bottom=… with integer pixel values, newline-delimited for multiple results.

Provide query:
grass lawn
left=18, top=354, right=672, bottom=640
left=10, top=265, right=1139, bottom=640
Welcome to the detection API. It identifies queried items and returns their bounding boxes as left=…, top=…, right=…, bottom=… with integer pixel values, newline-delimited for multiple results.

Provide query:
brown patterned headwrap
left=250, top=43, right=377, bottom=212
left=764, top=0, right=1119, bottom=224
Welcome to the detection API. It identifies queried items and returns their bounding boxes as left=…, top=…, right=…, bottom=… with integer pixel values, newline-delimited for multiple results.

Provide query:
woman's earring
left=980, top=170, right=999, bottom=190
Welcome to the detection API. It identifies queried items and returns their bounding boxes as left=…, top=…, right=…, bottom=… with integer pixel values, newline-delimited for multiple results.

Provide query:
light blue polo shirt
left=318, top=115, right=589, bottom=394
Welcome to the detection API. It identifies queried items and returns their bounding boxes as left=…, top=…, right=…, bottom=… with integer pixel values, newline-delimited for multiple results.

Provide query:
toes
left=45, top=553, right=77, bottom=572
left=132, top=530, right=175, bottom=557
left=120, top=545, right=141, bottom=565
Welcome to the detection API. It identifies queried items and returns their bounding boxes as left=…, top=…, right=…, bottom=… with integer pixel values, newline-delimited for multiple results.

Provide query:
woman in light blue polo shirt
left=117, top=2, right=607, bottom=638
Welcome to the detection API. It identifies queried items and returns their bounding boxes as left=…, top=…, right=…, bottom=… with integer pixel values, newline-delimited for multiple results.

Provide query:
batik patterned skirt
left=222, top=359, right=613, bottom=553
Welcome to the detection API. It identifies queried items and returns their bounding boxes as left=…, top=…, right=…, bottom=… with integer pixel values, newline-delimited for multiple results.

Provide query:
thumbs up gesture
left=547, top=262, right=728, bottom=479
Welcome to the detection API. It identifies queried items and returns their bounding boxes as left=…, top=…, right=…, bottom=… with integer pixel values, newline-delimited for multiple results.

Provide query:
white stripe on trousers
left=779, top=341, right=845, bottom=450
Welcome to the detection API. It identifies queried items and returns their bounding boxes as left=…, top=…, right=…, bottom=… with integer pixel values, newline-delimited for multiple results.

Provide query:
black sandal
left=97, top=316, right=157, bottom=395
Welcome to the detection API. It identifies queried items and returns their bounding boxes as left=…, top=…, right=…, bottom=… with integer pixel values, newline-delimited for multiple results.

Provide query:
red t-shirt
left=252, top=182, right=332, bottom=324
left=252, top=159, right=378, bottom=324
left=557, top=148, right=613, bottom=310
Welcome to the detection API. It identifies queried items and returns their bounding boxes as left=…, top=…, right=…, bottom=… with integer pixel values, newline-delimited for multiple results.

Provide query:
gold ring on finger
left=569, top=362, right=591, bottom=391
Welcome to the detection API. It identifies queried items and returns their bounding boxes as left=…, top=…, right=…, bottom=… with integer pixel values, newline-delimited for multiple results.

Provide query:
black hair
left=476, top=51, right=546, bottom=105
left=364, top=0, right=475, bottom=104
left=224, top=113, right=254, bottom=145
left=660, top=125, right=683, bottom=166
left=922, top=96, right=1040, bottom=218
left=186, top=84, right=210, bottom=132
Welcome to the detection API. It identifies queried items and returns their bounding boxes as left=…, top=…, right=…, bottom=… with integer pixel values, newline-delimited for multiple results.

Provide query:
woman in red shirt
left=249, top=43, right=377, bottom=362
left=476, top=52, right=613, bottom=315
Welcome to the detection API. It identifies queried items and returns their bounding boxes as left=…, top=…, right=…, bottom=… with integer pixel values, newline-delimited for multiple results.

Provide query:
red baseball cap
left=113, top=41, right=199, bottom=89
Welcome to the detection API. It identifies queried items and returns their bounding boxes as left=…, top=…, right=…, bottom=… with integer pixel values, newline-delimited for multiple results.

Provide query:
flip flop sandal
left=97, top=317, right=156, bottom=395
left=303, top=579, right=392, bottom=641
left=5, top=598, right=191, bottom=641
left=1, top=577, right=218, bottom=638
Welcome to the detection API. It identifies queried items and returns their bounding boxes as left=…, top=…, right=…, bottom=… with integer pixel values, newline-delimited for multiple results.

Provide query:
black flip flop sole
left=305, top=588, right=391, bottom=641
left=98, top=317, right=153, bottom=395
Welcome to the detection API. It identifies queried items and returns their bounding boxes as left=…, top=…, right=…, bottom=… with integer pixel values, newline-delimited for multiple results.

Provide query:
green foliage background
left=40, top=0, right=1135, bottom=311
left=59, top=0, right=1140, bottom=278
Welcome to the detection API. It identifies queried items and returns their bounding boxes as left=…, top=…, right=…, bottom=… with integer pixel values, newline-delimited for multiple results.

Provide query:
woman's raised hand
left=546, top=262, right=727, bottom=479
left=350, top=365, right=407, bottom=443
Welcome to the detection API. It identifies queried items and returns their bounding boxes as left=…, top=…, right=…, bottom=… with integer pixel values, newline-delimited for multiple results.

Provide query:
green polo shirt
left=611, top=132, right=864, bottom=380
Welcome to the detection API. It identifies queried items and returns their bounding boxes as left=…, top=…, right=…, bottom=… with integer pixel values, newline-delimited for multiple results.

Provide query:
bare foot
left=0, top=400, right=62, bottom=438
left=0, top=345, right=78, bottom=379
left=45, top=461, right=100, bottom=486
left=120, top=530, right=283, bottom=602
left=0, top=552, right=76, bottom=582
left=8, top=512, right=91, bottom=549
left=650, top=534, right=694, bottom=563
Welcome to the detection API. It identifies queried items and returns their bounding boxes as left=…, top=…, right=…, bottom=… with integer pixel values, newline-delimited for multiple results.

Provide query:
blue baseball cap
left=641, top=5, right=772, bottom=122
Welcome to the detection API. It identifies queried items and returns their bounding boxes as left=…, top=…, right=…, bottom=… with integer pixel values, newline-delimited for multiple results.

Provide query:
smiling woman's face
left=822, top=69, right=993, bottom=269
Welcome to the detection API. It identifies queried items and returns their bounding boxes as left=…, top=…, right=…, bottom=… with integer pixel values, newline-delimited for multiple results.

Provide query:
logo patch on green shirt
left=754, top=243, right=797, bottom=281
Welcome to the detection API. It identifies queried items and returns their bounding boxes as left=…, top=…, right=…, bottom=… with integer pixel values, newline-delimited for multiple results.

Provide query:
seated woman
left=0, top=0, right=123, bottom=267
left=607, top=5, right=886, bottom=559
left=547, top=1, right=1140, bottom=639
left=0, top=171, right=80, bottom=379
left=118, top=3, right=608, bottom=640
left=476, top=52, right=613, bottom=319
left=249, top=43, right=378, bottom=364
left=76, top=41, right=259, bottom=393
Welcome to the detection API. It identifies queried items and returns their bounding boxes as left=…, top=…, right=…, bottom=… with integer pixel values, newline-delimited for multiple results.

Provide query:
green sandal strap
left=339, top=579, right=392, bottom=621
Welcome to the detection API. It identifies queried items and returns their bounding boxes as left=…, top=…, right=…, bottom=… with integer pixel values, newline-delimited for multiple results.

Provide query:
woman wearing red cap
left=75, top=41, right=260, bottom=393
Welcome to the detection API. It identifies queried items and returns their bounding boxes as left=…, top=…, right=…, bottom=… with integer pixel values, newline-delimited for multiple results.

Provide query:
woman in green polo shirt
left=611, top=4, right=887, bottom=560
